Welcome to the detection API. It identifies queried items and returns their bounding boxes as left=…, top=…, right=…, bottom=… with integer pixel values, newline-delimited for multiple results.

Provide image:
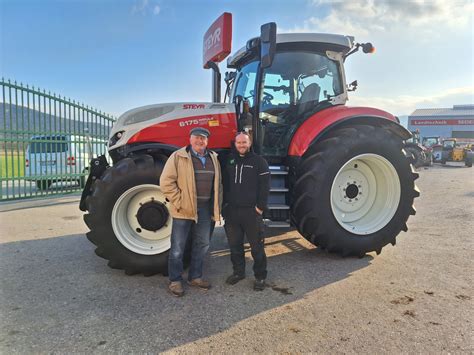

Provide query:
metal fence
left=0, top=79, right=115, bottom=201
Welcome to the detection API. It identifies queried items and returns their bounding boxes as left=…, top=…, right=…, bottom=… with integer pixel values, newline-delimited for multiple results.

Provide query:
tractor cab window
left=258, top=51, right=343, bottom=156
left=232, top=60, right=258, bottom=108
left=422, top=137, right=439, bottom=147
left=443, top=140, right=456, bottom=149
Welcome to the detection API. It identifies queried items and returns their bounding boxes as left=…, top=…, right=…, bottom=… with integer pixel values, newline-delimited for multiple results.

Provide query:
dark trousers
left=224, top=206, right=267, bottom=280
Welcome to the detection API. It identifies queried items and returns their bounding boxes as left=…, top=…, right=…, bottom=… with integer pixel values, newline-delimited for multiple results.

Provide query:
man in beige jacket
left=160, top=127, right=222, bottom=297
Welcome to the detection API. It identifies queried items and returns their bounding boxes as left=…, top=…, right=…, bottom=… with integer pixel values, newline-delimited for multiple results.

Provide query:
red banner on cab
left=203, top=12, right=232, bottom=68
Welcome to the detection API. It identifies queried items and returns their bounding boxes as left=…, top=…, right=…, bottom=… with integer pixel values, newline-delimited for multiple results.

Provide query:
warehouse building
left=408, top=104, right=474, bottom=140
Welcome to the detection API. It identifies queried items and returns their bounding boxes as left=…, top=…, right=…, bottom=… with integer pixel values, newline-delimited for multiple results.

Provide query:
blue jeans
left=168, top=206, right=212, bottom=282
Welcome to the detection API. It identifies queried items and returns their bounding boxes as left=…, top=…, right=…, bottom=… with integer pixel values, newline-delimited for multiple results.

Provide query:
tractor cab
left=225, top=32, right=354, bottom=160
left=442, top=138, right=457, bottom=150
left=421, top=136, right=441, bottom=148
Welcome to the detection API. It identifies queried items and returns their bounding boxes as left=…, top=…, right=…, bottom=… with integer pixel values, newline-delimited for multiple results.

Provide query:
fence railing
left=0, top=79, right=115, bottom=201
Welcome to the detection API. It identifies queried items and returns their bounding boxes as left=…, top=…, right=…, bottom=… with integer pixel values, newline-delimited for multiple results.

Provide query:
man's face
left=190, top=134, right=208, bottom=154
left=235, top=133, right=251, bottom=155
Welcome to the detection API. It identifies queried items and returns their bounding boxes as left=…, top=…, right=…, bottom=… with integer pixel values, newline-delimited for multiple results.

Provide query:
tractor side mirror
left=347, top=80, right=358, bottom=92
left=260, top=22, right=276, bottom=68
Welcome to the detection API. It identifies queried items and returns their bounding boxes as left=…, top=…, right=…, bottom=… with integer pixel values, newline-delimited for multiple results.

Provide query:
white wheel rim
left=330, top=154, right=401, bottom=235
left=112, top=184, right=171, bottom=255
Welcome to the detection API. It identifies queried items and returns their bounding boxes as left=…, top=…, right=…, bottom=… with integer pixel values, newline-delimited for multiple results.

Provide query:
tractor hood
left=108, top=102, right=236, bottom=151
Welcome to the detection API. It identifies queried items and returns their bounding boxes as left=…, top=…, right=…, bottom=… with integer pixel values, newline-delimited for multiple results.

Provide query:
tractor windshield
left=231, top=60, right=258, bottom=107
left=260, top=51, right=343, bottom=118
left=258, top=51, right=343, bottom=156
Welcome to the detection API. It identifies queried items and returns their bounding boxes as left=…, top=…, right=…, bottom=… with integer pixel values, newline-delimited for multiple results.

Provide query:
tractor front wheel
left=291, top=125, right=419, bottom=257
left=83, top=154, right=171, bottom=276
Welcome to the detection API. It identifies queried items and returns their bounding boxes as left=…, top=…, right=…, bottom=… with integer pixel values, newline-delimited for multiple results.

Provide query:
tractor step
left=265, top=164, right=292, bottom=226
left=268, top=204, right=290, bottom=209
left=269, top=188, right=289, bottom=192
left=269, top=165, right=289, bottom=175
left=265, top=220, right=291, bottom=228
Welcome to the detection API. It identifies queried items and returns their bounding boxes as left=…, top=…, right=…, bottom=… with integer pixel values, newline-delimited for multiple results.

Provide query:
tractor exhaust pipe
left=206, top=61, right=221, bottom=103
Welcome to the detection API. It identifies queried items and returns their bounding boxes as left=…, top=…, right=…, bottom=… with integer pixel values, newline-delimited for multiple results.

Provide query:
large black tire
left=291, top=125, right=419, bottom=257
left=405, top=146, right=424, bottom=168
left=84, top=154, right=171, bottom=276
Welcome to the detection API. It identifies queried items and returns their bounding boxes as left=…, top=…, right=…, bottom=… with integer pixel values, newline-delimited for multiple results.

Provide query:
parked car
left=25, top=134, right=106, bottom=190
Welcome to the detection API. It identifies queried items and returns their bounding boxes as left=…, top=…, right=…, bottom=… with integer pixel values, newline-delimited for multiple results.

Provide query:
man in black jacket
left=223, top=132, right=270, bottom=291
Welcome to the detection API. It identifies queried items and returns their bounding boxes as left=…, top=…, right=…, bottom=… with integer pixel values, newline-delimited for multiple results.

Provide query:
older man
left=223, top=132, right=270, bottom=291
left=160, top=127, right=222, bottom=297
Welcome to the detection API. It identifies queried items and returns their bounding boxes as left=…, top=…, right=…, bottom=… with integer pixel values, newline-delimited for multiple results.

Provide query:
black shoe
left=226, top=274, right=245, bottom=285
left=254, top=279, right=266, bottom=291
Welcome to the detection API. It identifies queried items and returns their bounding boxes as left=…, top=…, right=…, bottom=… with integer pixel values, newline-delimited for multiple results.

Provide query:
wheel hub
left=136, top=200, right=169, bottom=232
left=345, top=183, right=359, bottom=199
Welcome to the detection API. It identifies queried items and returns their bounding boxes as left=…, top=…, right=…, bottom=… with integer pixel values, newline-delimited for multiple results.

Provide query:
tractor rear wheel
left=291, top=125, right=419, bottom=257
left=83, top=154, right=172, bottom=276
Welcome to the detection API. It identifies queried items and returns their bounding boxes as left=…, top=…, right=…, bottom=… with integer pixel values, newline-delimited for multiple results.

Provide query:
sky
left=1, top=0, right=473, bottom=118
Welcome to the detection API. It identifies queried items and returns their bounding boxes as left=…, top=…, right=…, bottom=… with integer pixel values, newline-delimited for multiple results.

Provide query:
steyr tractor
left=80, top=13, right=420, bottom=276
left=440, top=138, right=473, bottom=167
left=422, top=136, right=442, bottom=162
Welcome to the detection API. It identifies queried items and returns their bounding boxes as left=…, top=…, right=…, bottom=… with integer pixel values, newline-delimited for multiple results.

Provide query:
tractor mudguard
left=288, top=105, right=411, bottom=157
left=79, top=155, right=109, bottom=211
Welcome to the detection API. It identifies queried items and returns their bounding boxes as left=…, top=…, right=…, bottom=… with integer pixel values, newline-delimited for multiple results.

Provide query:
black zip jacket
left=223, top=150, right=270, bottom=211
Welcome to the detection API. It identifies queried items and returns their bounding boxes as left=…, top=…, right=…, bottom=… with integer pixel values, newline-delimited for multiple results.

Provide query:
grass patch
left=0, top=152, right=25, bottom=178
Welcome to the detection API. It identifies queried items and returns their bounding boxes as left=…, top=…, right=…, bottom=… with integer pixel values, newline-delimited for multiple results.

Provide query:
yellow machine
left=441, top=139, right=473, bottom=167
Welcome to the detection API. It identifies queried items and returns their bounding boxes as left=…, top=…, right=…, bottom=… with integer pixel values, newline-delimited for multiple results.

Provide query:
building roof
left=409, top=105, right=474, bottom=118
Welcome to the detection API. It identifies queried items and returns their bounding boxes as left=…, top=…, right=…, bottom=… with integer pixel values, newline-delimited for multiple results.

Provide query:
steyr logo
left=203, top=27, right=221, bottom=52
left=183, top=104, right=205, bottom=110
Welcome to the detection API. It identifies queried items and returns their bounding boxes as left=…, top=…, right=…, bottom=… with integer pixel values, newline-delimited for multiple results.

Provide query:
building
left=408, top=104, right=474, bottom=141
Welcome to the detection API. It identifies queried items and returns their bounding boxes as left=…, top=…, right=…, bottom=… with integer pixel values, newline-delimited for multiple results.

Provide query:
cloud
left=131, top=0, right=161, bottom=16
left=285, top=0, right=473, bottom=37
left=348, top=86, right=474, bottom=116
left=131, top=0, right=149, bottom=15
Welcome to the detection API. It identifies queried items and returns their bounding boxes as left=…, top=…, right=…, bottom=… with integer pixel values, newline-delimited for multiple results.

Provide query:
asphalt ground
left=0, top=163, right=472, bottom=353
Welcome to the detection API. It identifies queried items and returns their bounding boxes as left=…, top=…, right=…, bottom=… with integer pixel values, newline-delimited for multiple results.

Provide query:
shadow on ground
left=0, top=227, right=372, bottom=352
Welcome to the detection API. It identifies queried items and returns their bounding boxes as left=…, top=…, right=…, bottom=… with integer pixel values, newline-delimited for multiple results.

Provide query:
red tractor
left=80, top=14, right=419, bottom=276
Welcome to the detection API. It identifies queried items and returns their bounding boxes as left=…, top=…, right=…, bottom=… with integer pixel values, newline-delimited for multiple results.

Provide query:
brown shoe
left=168, top=281, right=184, bottom=297
left=187, top=278, right=211, bottom=290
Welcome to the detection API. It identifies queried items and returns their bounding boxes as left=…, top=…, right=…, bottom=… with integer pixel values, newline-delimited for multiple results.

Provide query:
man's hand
left=255, top=206, right=263, bottom=215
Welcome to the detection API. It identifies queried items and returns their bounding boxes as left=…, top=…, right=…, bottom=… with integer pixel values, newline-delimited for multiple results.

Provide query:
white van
left=25, top=134, right=106, bottom=190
